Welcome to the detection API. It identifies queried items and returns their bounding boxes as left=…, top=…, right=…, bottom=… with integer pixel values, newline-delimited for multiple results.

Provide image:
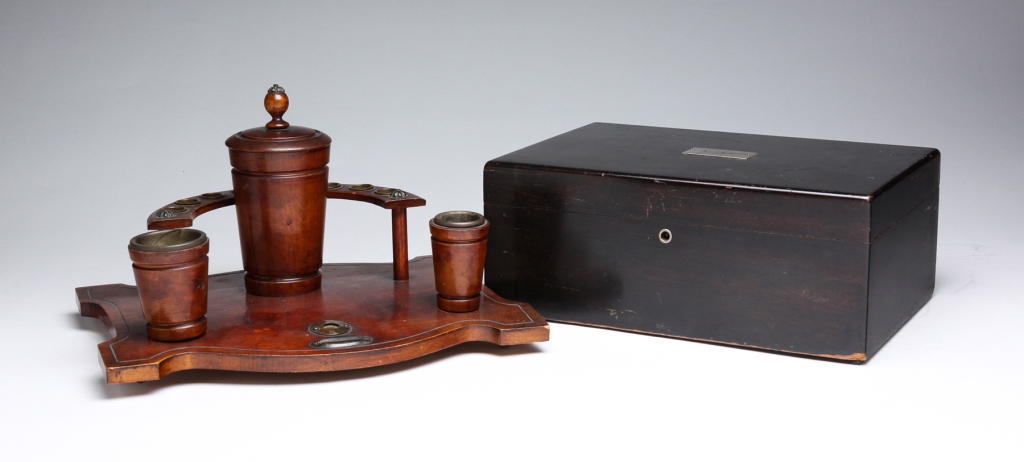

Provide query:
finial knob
left=264, top=84, right=289, bottom=129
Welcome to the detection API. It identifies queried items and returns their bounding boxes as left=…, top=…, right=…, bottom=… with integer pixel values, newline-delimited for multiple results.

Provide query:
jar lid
left=224, top=84, right=332, bottom=153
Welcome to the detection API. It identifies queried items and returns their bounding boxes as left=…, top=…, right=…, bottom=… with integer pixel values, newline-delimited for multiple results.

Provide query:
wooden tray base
left=78, top=256, right=549, bottom=384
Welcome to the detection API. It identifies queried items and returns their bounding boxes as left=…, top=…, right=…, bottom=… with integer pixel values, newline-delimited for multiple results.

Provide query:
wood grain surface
left=78, top=257, right=549, bottom=384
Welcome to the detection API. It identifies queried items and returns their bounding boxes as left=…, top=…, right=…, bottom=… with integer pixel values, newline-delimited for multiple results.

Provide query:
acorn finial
left=264, top=84, right=289, bottom=129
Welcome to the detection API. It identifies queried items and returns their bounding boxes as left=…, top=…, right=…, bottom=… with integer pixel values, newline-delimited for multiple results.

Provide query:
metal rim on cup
left=432, top=211, right=485, bottom=229
left=129, top=229, right=209, bottom=252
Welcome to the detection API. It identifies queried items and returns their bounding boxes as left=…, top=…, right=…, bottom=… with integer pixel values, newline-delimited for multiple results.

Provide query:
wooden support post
left=391, top=208, right=409, bottom=280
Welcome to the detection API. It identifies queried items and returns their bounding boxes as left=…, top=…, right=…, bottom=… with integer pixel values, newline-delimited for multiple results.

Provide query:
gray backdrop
left=2, top=1, right=1022, bottom=459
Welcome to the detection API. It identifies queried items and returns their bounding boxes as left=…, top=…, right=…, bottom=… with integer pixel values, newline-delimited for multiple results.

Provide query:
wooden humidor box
left=483, top=123, right=939, bottom=362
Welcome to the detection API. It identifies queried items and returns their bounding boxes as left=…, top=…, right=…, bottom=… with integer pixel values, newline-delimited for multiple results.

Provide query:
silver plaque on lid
left=683, top=147, right=758, bottom=160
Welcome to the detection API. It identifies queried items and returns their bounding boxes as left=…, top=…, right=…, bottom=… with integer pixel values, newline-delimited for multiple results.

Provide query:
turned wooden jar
left=128, top=229, right=210, bottom=341
left=429, top=211, right=490, bottom=313
left=225, top=85, right=332, bottom=297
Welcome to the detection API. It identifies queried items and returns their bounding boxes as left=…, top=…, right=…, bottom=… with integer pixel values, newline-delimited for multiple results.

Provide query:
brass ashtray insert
left=308, top=320, right=353, bottom=337
left=160, top=205, right=188, bottom=214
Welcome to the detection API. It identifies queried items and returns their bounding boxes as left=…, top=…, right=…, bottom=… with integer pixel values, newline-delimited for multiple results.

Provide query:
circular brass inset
left=162, top=205, right=188, bottom=214
left=374, top=187, right=396, bottom=196
left=658, top=229, right=673, bottom=244
left=433, top=211, right=485, bottom=229
left=349, top=184, right=374, bottom=191
left=129, top=229, right=209, bottom=252
left=308, top=320, right=353, bottom=337
left=327, top=182, right=343, bottom=190
left=200, top=192, right=225, bottom=199
left=174, top=198, right=201, bottom=206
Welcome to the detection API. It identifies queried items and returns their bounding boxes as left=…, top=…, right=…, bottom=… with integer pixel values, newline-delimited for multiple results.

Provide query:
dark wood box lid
left=487, top=123, right=938, bottom=198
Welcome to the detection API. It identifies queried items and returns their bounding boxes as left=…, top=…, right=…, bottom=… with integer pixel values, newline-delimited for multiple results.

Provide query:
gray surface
left=2, top=1, right=1022, bottom=460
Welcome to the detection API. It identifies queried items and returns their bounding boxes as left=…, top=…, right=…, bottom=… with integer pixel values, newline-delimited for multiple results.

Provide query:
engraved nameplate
left=682, top=147, right=757, bottom=160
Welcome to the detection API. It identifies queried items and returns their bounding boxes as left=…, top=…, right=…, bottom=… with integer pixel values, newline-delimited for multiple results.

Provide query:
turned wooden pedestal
left=78, top=257, right=549, bottom=384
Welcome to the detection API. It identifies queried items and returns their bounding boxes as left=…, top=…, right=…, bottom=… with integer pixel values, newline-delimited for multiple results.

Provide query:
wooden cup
left=429, top=211, right=489, bottom=313
left=128, top=229, right=210, bottom=342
